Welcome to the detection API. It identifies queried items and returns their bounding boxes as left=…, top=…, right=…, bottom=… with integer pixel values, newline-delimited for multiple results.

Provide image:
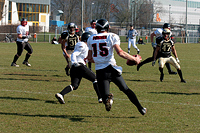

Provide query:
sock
left=139, top=57, right=153, bottom=66
left=166, top=63, right=172, bottom=72
left=88, top=62, right=91, bottom=70
left=123, top=88, right=143, bottom=110
left=93, top=81, right=101, bottom=99
left=24, top=53, right=31, bottom=62
left=60, top=85, right=73, bottom=96
left=13, top=55, right=19, bottom=63
left=177, top=69, right=184, bottom=80
left=159, top=67, right=163, bottom=74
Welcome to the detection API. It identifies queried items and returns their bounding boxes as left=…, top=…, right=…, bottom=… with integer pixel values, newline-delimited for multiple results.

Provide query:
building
left=0, top=0, right=50, bottom=31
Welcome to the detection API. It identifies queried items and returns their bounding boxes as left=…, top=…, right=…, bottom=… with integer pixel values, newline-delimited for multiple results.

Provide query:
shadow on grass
left=149, top=92, right=200, bottom=95
left=125, top=78, right=158, bottom=82
left=0, top=112, right=136, bottom=121
left=0, top=96, right=57, bottom=104
left=4, top=73, right=44, bottom=76
left=4, top=73, right=65, bottom=78
left=0, top=77, right=69, bottom=82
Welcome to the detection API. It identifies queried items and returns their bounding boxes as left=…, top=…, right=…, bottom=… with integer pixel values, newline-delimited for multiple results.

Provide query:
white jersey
left=16, top=25, right=29, bottom=42
left=71, top=42, right=88, bottom=65
left=154, top=28, right=172, bottom=38
left=154, top=28, right=163, bottom=38
left=87, top=32, right=120, bottom=70
left=85, top=27, right=97, bottom=35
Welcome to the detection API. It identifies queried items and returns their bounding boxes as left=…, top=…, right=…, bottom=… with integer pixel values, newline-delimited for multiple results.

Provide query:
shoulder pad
left=61, top=32, right=68, bottom=39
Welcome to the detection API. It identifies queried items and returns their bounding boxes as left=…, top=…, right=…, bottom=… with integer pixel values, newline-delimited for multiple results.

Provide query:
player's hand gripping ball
left=126, top=54, right=142, bottom=66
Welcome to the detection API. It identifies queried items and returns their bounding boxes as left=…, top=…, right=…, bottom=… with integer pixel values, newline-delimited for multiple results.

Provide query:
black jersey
left=61, top=31, right=79, bottom=50
left=158, top=39, right=174, bottom=57
left=66, top=34, right=78, bottom=50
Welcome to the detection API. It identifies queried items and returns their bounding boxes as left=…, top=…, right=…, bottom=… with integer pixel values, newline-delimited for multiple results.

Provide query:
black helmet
left=81, top=32, right=91, bottom=42
left=90, top=19, right=97, bottom=24
left=21, top=18, right=27, bottom=26
left=96, top=19, right=109, bottom=33
left=67, top=23, right=76, bottom=33
left=163, top=23, right=170, bottom=29
left=61, top=31, right=68, bottom=39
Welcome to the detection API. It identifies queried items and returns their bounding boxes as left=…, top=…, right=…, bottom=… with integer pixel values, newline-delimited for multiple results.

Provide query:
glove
left=151, top=42, right=156, bottom=48
left=22, top=35, right=31, bottom=39
left=152, top=60, right=156, bottom=66
left=22, top=36, right=27, bottom=39
left=72, top=63, right=81, bottom=67
left=176, top=58, right=180, bottom=64
left=27, top=35, right=32, bottom=38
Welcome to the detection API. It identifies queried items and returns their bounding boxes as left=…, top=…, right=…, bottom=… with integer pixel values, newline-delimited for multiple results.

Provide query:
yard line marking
left=1, top=89, right=200, bottom=107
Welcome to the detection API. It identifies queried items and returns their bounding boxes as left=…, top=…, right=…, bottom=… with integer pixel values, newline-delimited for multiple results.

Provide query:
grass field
left=0, top=42, right=200, bottom=133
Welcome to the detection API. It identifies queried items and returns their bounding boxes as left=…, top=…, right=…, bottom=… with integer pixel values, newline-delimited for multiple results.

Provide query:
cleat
left=65, top=67, right=70, bottom=76
left=181, top=79, right=186, bottom=83
left=128, top=51, right=130, bottom=54
left=11, top=62, right=19, bottom=67
left=169, top=71, right=177, bottom=75
left=140, top=108, right=147, bottom=115
left=23, top=61, right=31, bottom=67
left=160, top=73, right=164, bottom=82
left=55, top=93, right=65, bottom=104
left=98, top=98, right=103, bottom=103
left=137, top=51, right=140, bottom=54
left=105, top=93, right=113, bottom=111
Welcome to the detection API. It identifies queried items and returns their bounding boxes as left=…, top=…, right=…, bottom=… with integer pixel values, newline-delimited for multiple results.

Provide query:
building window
left=15, top=3, right=49, bottom=23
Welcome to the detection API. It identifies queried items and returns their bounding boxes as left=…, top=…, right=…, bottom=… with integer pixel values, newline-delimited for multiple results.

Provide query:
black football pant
left=96, top=65, right=144, bottom=111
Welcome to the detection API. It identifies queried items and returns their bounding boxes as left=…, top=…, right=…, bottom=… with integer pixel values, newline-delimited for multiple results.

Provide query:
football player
left=55, top=32, right=102, bottom=104
left=61, top=23, right=79, bottom=76
left=87, top=19, right=147, bottom=115
left=85, top=20, right=98, bottom=70
left=126, top=24, right=140, bottom=54
left=152, top=28, right=186, bottom=83
left=137, top=23, right=177, bottom=75
left=11, top=18, right=32, bottom=67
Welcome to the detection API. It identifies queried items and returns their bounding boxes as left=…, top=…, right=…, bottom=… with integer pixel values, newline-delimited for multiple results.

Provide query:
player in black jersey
left=61, top=23, right=79, bottom=76
left=152, top=28, right=186, bottom=83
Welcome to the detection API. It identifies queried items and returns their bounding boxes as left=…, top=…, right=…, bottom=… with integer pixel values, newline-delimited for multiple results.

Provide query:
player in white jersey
left=87, top=19, right=147, bottom=115
left=85, top=20, right=98, bottom=35
left=85, top=20, right=97, bottom=70
left=11, top=18, right=32, bottom=67
left=126, top=24, right=139, bottom=54
left=137, top=23, right=177, bottom=75
left=55, top=32, right=102, bottom=104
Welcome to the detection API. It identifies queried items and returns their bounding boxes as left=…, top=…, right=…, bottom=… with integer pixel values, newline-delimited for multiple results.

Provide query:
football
left=126, top=54, right=142, bottom=66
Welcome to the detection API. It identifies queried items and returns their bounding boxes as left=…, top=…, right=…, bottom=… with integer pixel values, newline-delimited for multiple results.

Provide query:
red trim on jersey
left=93, top=36, right=107, bottom=40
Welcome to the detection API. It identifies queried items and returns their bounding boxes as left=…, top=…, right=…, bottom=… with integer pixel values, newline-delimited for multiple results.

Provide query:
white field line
left=1, top=89, right=200, bottom=107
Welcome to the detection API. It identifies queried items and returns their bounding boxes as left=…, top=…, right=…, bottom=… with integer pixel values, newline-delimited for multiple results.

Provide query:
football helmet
left=162, top=28, right=171, bottom=40
left=67, top=23, right=76, bottom=34
left=163, top=23, right=170, bottom=30
left=90, top=20, right=97, bottom=28
left=21, top=18, right=27, bottom=26
left=81, top=32, right=91, bottom=42
left=61, top=31, right=68, bottom=39
left=96, top=19, right=109, bottom=33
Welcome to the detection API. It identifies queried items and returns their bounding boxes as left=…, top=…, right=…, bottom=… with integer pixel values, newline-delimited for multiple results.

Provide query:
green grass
left=0, top=42, right=200, bottom=132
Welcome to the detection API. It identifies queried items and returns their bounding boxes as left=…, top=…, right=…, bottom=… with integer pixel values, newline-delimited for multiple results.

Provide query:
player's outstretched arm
left=114, top=44, right=140, bottom=64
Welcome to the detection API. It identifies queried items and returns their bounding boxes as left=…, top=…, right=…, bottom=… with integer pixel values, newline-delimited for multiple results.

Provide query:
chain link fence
left=0, top=25, right=199, bottom=43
